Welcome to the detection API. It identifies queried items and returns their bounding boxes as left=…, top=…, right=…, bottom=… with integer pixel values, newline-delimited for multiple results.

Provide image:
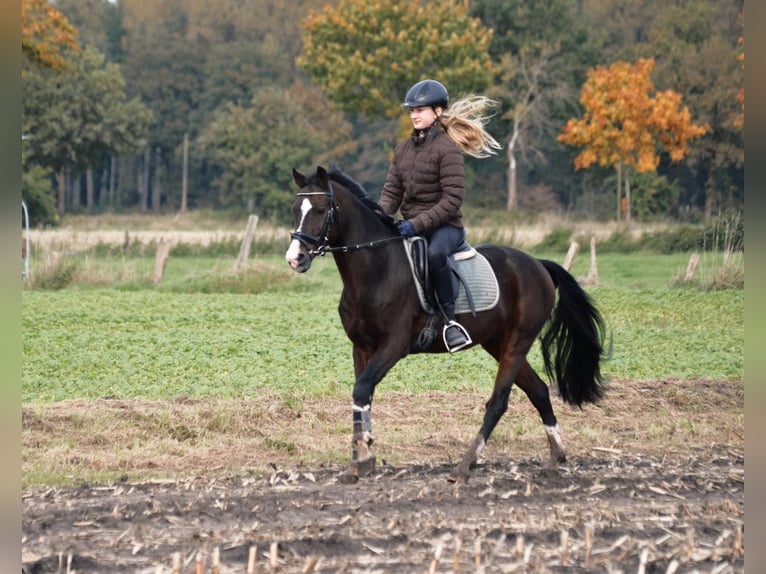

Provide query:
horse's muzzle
left=285, top=240, right=312, bottom=273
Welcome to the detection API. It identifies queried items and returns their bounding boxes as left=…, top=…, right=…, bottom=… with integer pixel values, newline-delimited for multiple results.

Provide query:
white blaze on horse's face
left=285, top=197, right=314, bottom=272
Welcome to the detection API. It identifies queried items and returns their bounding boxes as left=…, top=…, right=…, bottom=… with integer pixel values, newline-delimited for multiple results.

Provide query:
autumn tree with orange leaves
left=558, top=58, right=707, bottom=223
left=734, top=9, right=744, bottom=129
left=22, top=0, right=78, bottom=70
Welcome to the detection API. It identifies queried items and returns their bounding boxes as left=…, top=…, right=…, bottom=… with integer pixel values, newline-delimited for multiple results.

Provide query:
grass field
left=21, top=222, right=744, bottom=487
left=22, top=253, right=743, bottom=403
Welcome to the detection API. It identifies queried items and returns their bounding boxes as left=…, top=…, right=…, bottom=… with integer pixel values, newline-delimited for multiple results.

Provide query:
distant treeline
left=22, top=0, right=744, bottom=227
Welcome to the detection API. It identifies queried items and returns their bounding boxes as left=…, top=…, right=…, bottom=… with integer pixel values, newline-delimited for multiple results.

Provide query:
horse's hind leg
left=515, top=359, right=567, bottom=467
left=450, top=352, right=522, bottom=483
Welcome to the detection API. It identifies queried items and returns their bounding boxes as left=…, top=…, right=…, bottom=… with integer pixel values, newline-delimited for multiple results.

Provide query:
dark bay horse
left=285, top=165, right=606, bottom=482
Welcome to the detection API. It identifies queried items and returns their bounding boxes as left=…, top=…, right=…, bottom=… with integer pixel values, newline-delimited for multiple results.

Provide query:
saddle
left=403, top=236, right=500, bottom=317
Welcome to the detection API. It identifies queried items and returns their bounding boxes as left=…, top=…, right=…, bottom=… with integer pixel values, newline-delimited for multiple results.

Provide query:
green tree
left=629, top=172, right=681, bottom=221
left=121, top=5, right=206, bottom=152
left=646, top=0, right=744, bottom=219
left=298, top=0, right=496, bottom=121
left=23, top=46, right=152, bottom=215
left=52, top=0, right=107, bottom=52
left=582, top=0, right=668, bottom=60
left=115, top=0, right=331, bottom=211
left=119, top=1, right=208, bottom=210
left=54, top=0, right=126, bottom=62
left=197, top=86, right=354, bottom=219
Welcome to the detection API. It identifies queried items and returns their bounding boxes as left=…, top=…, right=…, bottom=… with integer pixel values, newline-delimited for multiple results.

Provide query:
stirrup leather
left=443, top=320, right=472, bottom=353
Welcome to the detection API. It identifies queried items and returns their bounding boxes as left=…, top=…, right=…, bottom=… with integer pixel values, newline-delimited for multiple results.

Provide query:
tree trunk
left=152, top=147, right=161, bottom=212
left=70, top=170, right=80, bottom=210
left=137, top=156, right=144, bottom=212
left=507, top=152, right=517, bottom=212
left=141, top=148, right=150, bottom=212
left=181, top=132, right=189, bottom=213
left=506, top=123, right=520, bottom=211
left=704, top=179, right=715, bottom=221
left=56, top=169, right=66, bottom=215
left=109, top=155, right=117, bottom=209
left=616, top=161, right=622, bottom=222
left=99, top=167, right=108, bottom=209
left=624, top=167, right=632, bottom=225
left=86, top=168, right=95, bottom=211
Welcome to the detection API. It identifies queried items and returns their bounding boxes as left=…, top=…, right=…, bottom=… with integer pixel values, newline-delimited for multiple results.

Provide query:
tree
left=470, top=0, right=603, bottom=212
left=734, top=9, right=744, bottom=130
left=23, top=46, right=152, bottom=214
left=121, top=3, right=207, bottom=151
left=197, top=85, right=355, bottom=220
left=558, top=58, right=707, bottom=223
left=646, top=0, right=744, bottom=218
left=22, top=0, right=78, bottom=70
left=491, top=48, right=569, bottom=211
left=114, top=0, right=331, bottom=211
left=53, top=0, right=126, bottom=62
left=735, top=51, right=744, bottom=130
left=298, top=0, right=496, bottom=121
left=581, top=0, right=744, bottom=219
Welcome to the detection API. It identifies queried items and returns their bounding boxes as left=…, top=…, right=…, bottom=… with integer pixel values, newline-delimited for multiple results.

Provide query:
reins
left=316, top=235, right=404, bottom=256
left=292, top=182, right=404, bottom=259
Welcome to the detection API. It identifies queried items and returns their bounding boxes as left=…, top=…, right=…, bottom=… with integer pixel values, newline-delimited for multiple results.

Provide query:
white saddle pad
left=403, top=241, right=500, bottom=315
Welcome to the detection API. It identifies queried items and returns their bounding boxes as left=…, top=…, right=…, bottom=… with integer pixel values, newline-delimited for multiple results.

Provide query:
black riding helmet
left=402, top=79, right=449, bottom=109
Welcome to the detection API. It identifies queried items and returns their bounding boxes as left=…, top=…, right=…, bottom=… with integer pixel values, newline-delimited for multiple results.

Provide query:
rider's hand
left=397, top=220, right=415, bottom=238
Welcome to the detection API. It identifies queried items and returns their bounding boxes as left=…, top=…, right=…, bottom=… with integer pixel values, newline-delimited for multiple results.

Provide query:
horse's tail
left=538, top=259, right=605, bottom=407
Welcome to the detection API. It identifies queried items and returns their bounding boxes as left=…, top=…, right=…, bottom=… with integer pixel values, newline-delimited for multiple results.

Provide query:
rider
left=378, top=79, right=501, bottom=352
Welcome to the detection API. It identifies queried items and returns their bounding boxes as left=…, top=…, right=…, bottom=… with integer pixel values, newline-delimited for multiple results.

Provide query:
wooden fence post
left=235, top=215, right=259, bottom=272
left=152, top=239, right=172, bottom=285
left=586, top=236, right=599, bottom=284
left=685, top=252, right=700, bottom=281
left=563, top=241, right=580, bottom=271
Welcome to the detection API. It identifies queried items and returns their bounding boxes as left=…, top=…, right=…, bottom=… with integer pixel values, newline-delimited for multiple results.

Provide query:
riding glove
left=397, top=220, right=415, bottom=238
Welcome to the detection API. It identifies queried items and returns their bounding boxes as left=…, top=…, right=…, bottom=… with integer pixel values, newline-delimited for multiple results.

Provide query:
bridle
left=290, top=181, right=404, bottom=259
left=290, top=181, right=339, bottom=259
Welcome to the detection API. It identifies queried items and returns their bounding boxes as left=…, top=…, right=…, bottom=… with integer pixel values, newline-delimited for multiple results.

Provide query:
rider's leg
left=427, top=226, right=472, bottom=352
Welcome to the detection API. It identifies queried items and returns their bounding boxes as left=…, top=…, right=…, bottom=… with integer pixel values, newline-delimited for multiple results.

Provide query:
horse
left=285, top=164, right=606, bottom=482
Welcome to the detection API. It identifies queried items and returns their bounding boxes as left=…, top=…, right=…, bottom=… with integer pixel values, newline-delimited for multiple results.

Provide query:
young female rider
left=378, top=79, right=501, bottom=352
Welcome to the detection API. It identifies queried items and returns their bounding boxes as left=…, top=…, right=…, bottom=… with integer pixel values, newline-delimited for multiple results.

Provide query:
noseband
left=290, top=180, right=405, bottom=259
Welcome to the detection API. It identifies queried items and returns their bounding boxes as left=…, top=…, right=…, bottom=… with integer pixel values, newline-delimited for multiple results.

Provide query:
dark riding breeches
left=423, top=225, right=465, bottom=272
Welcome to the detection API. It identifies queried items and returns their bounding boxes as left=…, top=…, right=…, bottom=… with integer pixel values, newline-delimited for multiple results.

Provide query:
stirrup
left=443, top=320, right=472, bottom=353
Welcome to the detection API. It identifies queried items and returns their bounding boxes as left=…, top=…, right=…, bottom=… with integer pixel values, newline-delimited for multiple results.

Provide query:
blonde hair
left=440, top=95, right=502, bottom=158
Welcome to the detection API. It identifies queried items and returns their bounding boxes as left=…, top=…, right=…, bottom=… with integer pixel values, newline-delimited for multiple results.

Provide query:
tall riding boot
left=433, top=264, right=472, bottom=352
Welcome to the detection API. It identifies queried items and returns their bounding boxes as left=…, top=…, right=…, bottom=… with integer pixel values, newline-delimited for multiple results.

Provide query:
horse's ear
left=292, top=168, right=306, bottom=189
left=316, top=165, right=329, bottom=187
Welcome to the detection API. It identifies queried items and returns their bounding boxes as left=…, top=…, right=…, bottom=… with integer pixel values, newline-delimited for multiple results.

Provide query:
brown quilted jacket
left=378, top=127, right=464, bottom=234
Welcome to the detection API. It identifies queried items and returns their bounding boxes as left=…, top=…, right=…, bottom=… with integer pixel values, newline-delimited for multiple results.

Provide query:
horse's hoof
left=448, top=466, right=470, bottom=484
left=337, top=468, right=359, bottom=484
left=546, top=454, right=567, bottom=469
left=356, top=456, right=376, bottom=476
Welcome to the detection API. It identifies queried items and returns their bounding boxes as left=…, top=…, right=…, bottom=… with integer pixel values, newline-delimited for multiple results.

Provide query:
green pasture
left=22, top=253, right=743, bottom=403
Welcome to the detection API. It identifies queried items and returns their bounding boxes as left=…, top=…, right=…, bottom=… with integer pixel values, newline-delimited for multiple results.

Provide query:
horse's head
left=285, top=166, right=338, bottom=273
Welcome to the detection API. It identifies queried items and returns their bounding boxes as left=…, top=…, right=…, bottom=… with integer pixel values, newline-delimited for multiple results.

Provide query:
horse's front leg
left=345, top=344, right=404, bottom=480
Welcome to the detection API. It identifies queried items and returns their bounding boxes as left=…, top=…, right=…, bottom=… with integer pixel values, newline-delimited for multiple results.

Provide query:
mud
left=22, top=448, right=743, bottom=573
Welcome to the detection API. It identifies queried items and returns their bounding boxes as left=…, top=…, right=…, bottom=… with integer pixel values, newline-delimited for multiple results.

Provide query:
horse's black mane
left=321, top=163, right=397, bottom=229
